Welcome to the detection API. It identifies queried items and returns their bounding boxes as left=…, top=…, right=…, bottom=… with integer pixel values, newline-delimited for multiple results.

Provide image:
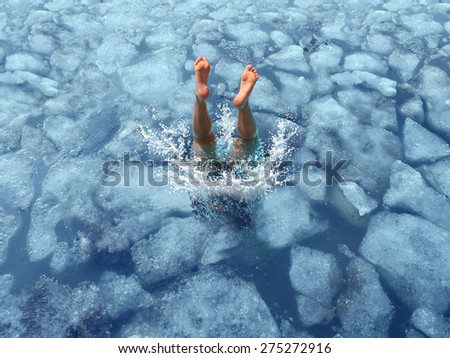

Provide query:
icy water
left=1, top=0, right=450, bottom=338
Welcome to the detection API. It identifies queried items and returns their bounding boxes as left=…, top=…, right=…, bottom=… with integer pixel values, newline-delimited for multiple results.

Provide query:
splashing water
left=139, top=103, right=298, bottom=227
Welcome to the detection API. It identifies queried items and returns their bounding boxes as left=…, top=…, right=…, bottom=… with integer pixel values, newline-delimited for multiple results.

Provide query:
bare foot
left=233, top=64, right=259, bottom=108
left=194, top=56, right=210, bottom=100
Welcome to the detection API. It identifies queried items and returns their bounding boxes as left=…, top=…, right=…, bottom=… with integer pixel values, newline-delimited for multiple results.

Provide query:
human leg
left=230, top=65, right=260, bottom=161
left=192, top=56, right=216, bottom=158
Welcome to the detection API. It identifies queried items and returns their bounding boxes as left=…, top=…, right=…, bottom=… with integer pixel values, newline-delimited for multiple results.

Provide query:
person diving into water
left=192, top=56, right=260, bottom=162
left=188, top=56, right=263, bottom=227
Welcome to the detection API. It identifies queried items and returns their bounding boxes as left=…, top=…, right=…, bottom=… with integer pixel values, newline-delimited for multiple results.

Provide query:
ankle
left=237, top=97, right=249, bottom=110
left=195, top=95, right=207, bottom=104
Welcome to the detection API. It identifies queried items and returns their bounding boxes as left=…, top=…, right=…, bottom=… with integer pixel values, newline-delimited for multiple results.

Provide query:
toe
left=245, top=64, right=252, bottom=71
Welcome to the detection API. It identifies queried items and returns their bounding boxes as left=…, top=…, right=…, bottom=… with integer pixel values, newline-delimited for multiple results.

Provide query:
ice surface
left=1, top=0, right=449, bottom=338
left=274, top=71, right=312, bottom=110
left=0, top=209, right=19, bottom=266
left=256, top=188, right=328, bottom=249
left=330, top=182, right=378, bottom=227
left=5, top=52, right=50, bottom=75
left=419, top=66, right=450, bottom=140
left=145, top=23, right=182, bottom=49
left=290, top=246, right=342, bottom=326
left=0, top=150, right=36, bottom=211
left=419, top=158, right=450, bottom=197
left=201, top=226, right=240, bottom=266
left=331, top=71, right=397, bottom=97
left=360, top=212, right=450, bottom=313
left=365, top=33, right=395, bottom=54
left=20, top=125, right=59, bottom=165
left=27, top=33, right=57, bottom=55
left=121, top=269, right=280, bottom=338
left=403, top=118, right=450, bottom=163
left=337, top=90, right=398, bottom=132
left=266, top=45, right=310, bottom=74
left=399, top=13, right=444, bottom=37
left=411, top=308, right=450, bottom=338
left=215, top=58, right=247, bottom=91
left=95, top=170, right=191, bottom=253
left=19, top=276, right=110, bottom=337
left=344, top=53, right=388, bottom=75
left=99, top=272, right=153, bottom=320
left=388, top=49, right=420, bottom=82
left=309, top=43, right=343, bottom=71
left=118, top=48, right=186, bottom=106
left=192, top=43, right=220, bottom=64
left=0, top=274, right=13, bottom=298
left=226, top=22, right=270, bottom=47
left=399, top=96, right=424, bottom=124
left=49, top=50, right=82, bottom=81
left=337, top=257, right=394, bottom=337
left=131, top=217, right=210, bottom=286
left=289, top=147, right=327, bottom=202
left=27, top=156, right=103, bottom=262
left=270, top=30, right=294, bottom=49
left=249, top=76, right=282, bottom=113
left=0, top=275, right=23, bottom=337
left=95, top=35, right=138, bottom=75
left=384, top=161, right=450, bottom=231
left=0, top=70, right=59, bottom=97
left=304, top=96, right=401, bottom=195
